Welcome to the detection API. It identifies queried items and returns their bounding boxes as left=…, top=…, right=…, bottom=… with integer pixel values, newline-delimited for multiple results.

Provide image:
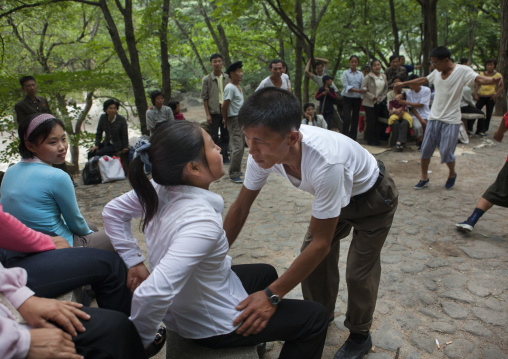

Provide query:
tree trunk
left=419, top=0, right=438, bottom=76
left=294, top=0, right=304, bottom=103
left=99, top=0, right=149, bottom=134
left=160, top=0, right=171, bottom=100
left=70, top=91, right=94, bottom=167
left=495, top=0, right=508, bottom=115
left=389, top=0, right=400, bottom=56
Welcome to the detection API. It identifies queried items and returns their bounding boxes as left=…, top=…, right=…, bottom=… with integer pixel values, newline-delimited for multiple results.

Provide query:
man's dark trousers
left=210, top=113, right=229, bottom=161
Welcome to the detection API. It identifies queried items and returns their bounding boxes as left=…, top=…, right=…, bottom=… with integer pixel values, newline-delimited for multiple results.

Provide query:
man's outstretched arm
left=223, top=186, right=261, bottom=246
left=233, top=215, right=338, bottom=336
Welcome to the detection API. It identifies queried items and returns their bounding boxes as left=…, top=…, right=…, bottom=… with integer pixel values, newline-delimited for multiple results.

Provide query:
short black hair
left=103, top=99, right=120, bottom=112
left=149, top=90, right=164, bottom=105
left=399, top=55, right=405, bottom=59
left=389, top=55, right=399, bottom=63
left=167, top=100, right=179, bottom=112
left=19, top=76, right=36, bottom=87
left=349, top=55, right=359, bottom=62
left=239, top=87, right=301, bottom=136
left=485, top=58, right=497, bottom=67
left=314, top=61, right=324, bottom=68
left=270, top=59, right=283, bottom=69
left=18, top=113, right=65, bottom=159
left=430, top=46, right=451, bottom=60
left=361, top=65, right=371, bottom=71
left=459, top=57, right=469, bottom=65
left=303, top=102, right=315, bottom=112
left=209, top=53, right=223, bottom=62
left=408, top=74, right=419, bottom=81
left=370, top=59, right=381, bottom=67
left=393, top=75, right=405, bottom=82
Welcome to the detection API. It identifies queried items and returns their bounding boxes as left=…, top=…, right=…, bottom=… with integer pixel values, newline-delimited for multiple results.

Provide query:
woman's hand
left=88, top=146, right=98, bottom=153
left=51, top=236, right=71, bottom=249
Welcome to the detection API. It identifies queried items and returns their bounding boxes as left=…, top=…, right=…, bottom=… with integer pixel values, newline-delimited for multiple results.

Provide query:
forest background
left=0, top=0, right=506, bottom=166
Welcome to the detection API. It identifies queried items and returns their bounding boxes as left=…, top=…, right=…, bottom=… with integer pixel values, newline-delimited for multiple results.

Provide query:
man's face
left=211, top=57, right=223, bottom=72
left=390, top=58, right=399, bottom=69
left=243, top=126, right=291, bottom=169
left=270, top=62, right=283, bottom=78
left=315, top=64, right=324, bottom=76
left=430, top=57, right=446, bottom=72
left=399, top=56, right=405, bottom=65
left=154, top=95, right=164, bottom=109
left=325, top=78, right=333, bottom=86
left=230, top=68, right=243, bottom=82
left=22, top=80, right=37, bottom=98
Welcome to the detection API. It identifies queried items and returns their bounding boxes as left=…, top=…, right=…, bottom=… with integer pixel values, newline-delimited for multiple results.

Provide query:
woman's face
left=349, top=57, right=359, bottom=70
left=28, top=125, right=68, bottom=165
left=106, top=104, right=118, bottom=118
left=305, top=106, right=315, bottom=117
left=486, top=62, right=496, bottom=72
left=202, top=129, right=225, bottom=182
left=372, top=61, right=382, bottom=74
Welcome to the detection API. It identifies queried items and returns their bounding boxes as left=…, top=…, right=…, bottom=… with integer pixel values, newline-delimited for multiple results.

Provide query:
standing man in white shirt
left=224, top=87, right=399, bottom=359
left=201, top=54, right=230, bottom=164
left=222, top=61, right=245, bottom=184
left=305, top=57, right=339, bottom=91
left=395, top=47, right=502, bottom=190
left=255, top=59, right=292, bottom=92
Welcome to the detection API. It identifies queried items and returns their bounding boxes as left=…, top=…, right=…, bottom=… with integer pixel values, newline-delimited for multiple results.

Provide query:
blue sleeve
left=51, top=171, right=92, bottom=236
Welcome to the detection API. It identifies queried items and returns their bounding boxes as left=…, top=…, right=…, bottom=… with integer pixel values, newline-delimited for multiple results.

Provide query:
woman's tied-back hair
left=128, top=121, right=208, bottom=231
left=239, top=87, right=301, bottom=137
left=18, top=113, right=65, bottom=159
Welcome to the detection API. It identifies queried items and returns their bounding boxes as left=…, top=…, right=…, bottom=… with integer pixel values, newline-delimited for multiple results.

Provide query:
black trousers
left=475, top=96, right=496, bottom=133
left=0, top=248, right=132, bottom=316
left=210, top=113, right=230, bottom=160
left=76, top=307, right=147, bottom=359
left=342, top=97, right=362, bottom=140
left=196, top=264, right=328, bottom=359
left=88, top=142, right=116, bottom=160
left=391, top=119, right=410, bottom=145
left=364, top=102, right=389, bottom=144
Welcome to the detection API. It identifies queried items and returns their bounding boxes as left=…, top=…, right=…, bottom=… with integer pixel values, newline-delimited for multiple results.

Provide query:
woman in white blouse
left=102, top=121, right=328, bottom=359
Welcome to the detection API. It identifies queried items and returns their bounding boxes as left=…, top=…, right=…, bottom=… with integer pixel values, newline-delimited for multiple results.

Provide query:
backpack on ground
left=82, top=156, right=102, bottom=185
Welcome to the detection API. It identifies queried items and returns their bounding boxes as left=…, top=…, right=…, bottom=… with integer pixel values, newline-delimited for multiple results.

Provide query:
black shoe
left=257, top=343, right=266, bottom=357
left=145, top=325, right=167, bottom=358
left=333, top=333, right=372, bottom=359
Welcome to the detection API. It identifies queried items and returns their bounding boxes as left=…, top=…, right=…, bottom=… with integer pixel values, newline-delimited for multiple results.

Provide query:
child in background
left=386, top=80, right=414, bottom=135
left=168, top=100, right=186, bottom=121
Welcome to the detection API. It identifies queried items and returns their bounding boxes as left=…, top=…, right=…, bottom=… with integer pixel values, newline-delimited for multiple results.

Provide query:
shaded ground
left=75, top=114, right=508, bottom=359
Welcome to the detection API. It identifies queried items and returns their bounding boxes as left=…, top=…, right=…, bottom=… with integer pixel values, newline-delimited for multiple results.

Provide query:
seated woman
left=386, top=77, right=414, bottom=152
left=103, top=121, right=328, bottom=357
left=1, top=113, right=113, bottom=251
left=88, top=99, right=129, bottom=159
left=301, top=102, right=327, bottom=128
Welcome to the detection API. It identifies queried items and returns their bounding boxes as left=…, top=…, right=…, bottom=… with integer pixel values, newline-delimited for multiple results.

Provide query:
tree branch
left=0, top=0, right=99, bottom=18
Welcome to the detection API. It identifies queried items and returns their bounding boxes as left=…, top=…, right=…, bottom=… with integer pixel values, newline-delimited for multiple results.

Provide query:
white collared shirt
left=102, top=184, right=248, bottom=346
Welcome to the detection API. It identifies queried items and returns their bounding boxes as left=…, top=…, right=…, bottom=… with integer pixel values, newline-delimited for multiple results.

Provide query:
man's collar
left=211, top=72, right=224, bottom=80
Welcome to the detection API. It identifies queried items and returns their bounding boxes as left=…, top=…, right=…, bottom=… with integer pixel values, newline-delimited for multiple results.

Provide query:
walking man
left=224, top=87, right=399, bottom=359
left=222, top=61, right=245, bottom=183
left=201, top=53, right=230, bottom=163
left=395, top=47, right=502, bottom=190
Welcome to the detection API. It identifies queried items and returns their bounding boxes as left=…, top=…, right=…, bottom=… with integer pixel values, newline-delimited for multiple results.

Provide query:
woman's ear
left=184, top=161, right=202, bottom=177
left=25, top=141, right=37, bottom=154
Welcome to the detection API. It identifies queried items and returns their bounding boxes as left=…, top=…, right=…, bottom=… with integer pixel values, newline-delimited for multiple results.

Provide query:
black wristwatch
left=264, top=287, right=281, bottom=306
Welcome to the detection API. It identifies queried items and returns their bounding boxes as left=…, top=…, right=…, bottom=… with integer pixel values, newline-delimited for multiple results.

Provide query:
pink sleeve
left=504, top=112, right=508, bottom=128
left=0, top=204, right=56, bottom=253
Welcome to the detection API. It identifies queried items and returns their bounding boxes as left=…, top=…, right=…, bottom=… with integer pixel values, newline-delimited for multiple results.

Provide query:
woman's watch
left=264, top=287, right=281, bottom=306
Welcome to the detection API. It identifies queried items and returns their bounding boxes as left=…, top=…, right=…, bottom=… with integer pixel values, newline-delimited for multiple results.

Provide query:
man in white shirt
left=305, top=57, right=339, bottom=91
left=395, top=46, right=501, bottom=190
left=397, top=74, right=431, bottom=146
left=222, top=61, right=245, bottom=184
left=224, top=87, right=399, bottom=359
left=255, top=59, right=292, bottom=92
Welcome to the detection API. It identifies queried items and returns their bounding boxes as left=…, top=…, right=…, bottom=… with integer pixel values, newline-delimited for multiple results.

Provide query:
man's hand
left=28, top=328, right=83, bottom=359
left=127, top=263, right=150, bottom=292
left=206, top=114, right=212, bottom=124
left=88, top=146, right=98, bottom=153
left=233, top=291, right=276, bottom=336
left=51, top=236, right=70, bottom=249
left=393, top=82, right=404, bottom=92
left=18, top=297, right=89, bottom=337
left=474, top=93, right=479, bottom=101
left=122, top=147, right=129, bottom=153
left=222, top=118, right=228, bottom=127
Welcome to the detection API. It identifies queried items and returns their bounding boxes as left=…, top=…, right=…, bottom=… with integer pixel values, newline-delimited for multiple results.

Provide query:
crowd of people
left=1, top=45, right=506, bottom=359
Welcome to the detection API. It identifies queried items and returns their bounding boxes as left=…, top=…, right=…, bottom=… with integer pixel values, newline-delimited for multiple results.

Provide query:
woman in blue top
left=341, top=55, right=367, bottom=140
left=1, top=113, right=112, bottom=251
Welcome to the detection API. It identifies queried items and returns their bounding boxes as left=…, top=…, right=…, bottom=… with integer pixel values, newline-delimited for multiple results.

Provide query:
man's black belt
left=352, top=160, right=385, bottom=201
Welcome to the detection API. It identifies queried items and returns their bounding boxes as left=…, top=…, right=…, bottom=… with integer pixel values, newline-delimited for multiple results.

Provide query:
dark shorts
left=482, top=162, right=508, bottom=208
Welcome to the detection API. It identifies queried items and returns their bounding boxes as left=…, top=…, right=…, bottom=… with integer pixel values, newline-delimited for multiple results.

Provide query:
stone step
left=165, top=330, right=259, bottom=359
